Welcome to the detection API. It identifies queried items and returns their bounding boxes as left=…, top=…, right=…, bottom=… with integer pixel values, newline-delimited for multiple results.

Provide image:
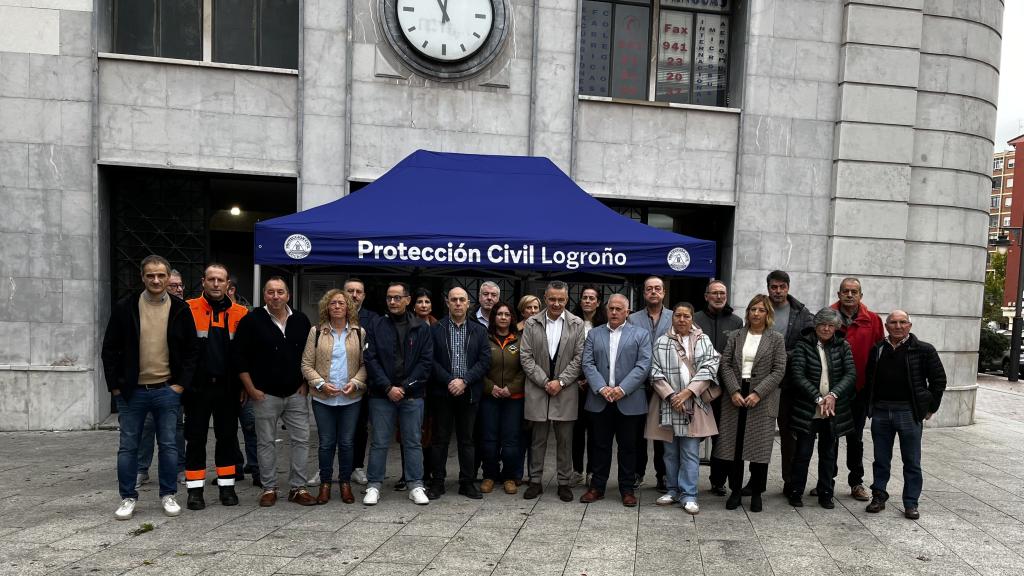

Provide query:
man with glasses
left=627, top=276, right=672, bottom=492
left=693, top=279, right=743, bottom=496
left=167, top=269, right=185, bottom=299
left=829, top=277, right=884, bottom=502
left=363, top=282, right=434, bottom=505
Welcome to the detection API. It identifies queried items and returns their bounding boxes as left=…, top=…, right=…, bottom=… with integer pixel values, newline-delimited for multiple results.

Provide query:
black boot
left=187, top=488, right=206, bottom=510
left=750, top=493, right=763, bottom=512
left=726, top=491, right=742, bottom=510
left=219, top=485, right=239, bottom=506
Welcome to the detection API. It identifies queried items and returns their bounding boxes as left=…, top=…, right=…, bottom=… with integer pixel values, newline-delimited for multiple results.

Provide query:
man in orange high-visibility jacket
left=183, top=263, right=248, bottom=510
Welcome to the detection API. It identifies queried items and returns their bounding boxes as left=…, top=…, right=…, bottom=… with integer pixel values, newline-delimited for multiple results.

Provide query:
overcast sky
left=995, top=2, right=1023, bottom=150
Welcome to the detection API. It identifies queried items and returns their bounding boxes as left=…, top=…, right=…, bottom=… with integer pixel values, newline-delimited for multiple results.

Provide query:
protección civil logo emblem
left=667, top=247, right=690, bottom=271
left=285, top=234, right=311, bottom=259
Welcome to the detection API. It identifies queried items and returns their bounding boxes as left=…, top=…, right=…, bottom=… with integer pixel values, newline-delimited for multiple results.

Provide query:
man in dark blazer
left=580, top=294, right=652, bottom=507
left=428, top=287, right=491, bottom=500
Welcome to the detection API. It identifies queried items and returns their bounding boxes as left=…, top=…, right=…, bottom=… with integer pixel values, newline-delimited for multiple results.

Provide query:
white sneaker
left=135, top=473, right=150, bottom=489
left=409, top=486, right=429, bottom=505
left=161, top=495, right=181, bottom=517
left=570, top=471, right=585, bottom=487
left=683, top=501, right=700, bottom=515
left=656, top=494, right=678, bottom=506
left=307, top=471, right=321, bottom=486
left=363, top=487, right=380, bottom=505
left=115, top=498, right=137, bottom=520
left=352, top=468, right=368, bottom=485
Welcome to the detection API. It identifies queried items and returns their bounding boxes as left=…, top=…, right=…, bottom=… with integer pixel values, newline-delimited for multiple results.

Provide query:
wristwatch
left=815, top=396, right=824, bottom=405
left=314, top=379, right=325, bottom=392
left=559, top=380, right=567, bottom=389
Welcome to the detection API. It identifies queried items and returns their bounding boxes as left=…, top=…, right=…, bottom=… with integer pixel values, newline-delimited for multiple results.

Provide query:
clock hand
left=436, top=0, right=450, bottom=23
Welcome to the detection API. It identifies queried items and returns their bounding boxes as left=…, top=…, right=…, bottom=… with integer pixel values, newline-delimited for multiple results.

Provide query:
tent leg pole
left=253, top=264, right=261, bottom=307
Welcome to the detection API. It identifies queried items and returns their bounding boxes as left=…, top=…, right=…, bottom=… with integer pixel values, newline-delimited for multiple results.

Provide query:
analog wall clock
left=379, top=0, right=509, bottom=80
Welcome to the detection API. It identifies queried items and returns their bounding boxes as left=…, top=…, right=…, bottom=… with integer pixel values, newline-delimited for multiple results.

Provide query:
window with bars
left=113, top=0, right=299, bottom=68
left=578, top=0, right=730, bottom=106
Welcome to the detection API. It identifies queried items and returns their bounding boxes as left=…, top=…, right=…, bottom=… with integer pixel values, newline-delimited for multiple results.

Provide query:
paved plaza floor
left=2, top=375, right=1024, bottom=575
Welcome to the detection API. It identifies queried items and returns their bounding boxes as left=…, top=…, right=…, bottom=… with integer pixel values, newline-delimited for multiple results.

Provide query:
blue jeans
left=137, top=411, right=185, bottom=474
left=116, top=387, right=182, bottom=499
left=479, top=396, right=524, bottom=482
left=367, top=397, right=424, bottom=490
left=663, top=436, right=701, bottom=504
left=312, top=400, right=361, bottom=483
left=870, top=406, right=923, bottom=508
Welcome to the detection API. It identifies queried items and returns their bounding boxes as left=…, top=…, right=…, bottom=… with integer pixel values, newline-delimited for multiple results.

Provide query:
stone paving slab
left=3, top=376, right=1024, bottom=575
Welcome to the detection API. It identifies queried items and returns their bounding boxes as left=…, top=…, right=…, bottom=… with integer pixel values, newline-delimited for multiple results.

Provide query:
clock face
left=396, top=0, right=494, bottom=62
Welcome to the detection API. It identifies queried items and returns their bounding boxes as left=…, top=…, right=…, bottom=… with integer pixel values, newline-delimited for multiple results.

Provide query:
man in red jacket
left=830, top=277, right=884, bottom=502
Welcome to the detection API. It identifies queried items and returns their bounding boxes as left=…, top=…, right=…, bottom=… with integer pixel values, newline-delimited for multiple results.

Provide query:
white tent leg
left=253, top=264, right=261, bottom=307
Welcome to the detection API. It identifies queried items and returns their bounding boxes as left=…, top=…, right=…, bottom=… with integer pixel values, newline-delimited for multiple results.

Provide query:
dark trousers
left=777, top=389, right=796, bottom=487
left=709, top=396, right=728, bottom=487
left=789, top=419, right=838, bottom=499
left=635, top=388, right=665, bottom=481
left=588, top=403, right=642, bottom=496
left=236, top=398, right=258, bottom=476
left=183, top=382, right=241, bottom=485
left=353, top=398, right=369, bottom=469
left=572, top=388, right=590, bottom=475
left=430, top=395, right=478, bottom=485
left=870, top=406, right=923, bottom=508
left=480, top=396, right=524, bottom=481
left=845, top=393, right=868, bottom=487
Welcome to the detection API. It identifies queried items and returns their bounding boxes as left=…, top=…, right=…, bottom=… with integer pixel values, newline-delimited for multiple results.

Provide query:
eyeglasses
left=168, top=283, right=183, bottom=288
left=707, top=291, right=726, bottom=297
left=385, top=295, right=407, bottom=302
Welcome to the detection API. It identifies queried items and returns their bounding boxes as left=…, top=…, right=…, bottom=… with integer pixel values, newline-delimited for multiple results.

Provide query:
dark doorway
left=104, top=166, right=296, bottom=305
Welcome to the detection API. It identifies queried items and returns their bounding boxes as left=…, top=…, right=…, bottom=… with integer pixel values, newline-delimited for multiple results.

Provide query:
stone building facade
left=0, top=0, right=1004, bottom=429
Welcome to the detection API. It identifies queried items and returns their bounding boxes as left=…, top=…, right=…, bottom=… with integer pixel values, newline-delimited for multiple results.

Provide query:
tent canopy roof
left=255, top=150, right=715, bottom=276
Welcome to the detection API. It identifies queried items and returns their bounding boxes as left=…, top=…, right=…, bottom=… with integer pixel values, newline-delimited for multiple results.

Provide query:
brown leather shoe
left=288, top=488, right=317, bottom=506
left=579, top=487, right=605, bottom=503
left=258, top=490, right=277, bottom=507
left=480, top=479, right=495, bottom=493
left=622, top=492, right=638, bottom=507
left=340, top=482, right=355, bottom=504
left=503, top=480, right=518, bottom=495
left=316, top=483, right=331, bottom=505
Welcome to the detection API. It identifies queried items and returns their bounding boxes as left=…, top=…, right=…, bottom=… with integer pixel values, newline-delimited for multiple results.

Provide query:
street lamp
left=993, top=229, right=1024, bottom=382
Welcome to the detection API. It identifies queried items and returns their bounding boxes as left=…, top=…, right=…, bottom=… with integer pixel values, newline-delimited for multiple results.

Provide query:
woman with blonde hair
left=712, top=294, right=786, bottom=512
left=301, top=289, right=367, bottom=504
left=516, top=294, right=541, bottom=332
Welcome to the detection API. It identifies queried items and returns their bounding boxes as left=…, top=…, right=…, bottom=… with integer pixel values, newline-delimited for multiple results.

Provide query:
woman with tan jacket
left=301, top=289, right=367, bottom=504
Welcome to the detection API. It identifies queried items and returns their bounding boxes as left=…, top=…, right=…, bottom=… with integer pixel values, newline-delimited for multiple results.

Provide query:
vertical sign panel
left=610, top=5, right=650, bottom=100
left=693, top=13, right=729, bottom=106
left=655, top=10, right=693, bottom=103
left=579, top=1, right=613, bottom=96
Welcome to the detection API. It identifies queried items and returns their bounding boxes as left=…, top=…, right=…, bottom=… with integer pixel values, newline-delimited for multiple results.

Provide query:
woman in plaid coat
left=647, top=302, right=721, bottom=515
left=712, top=294, right=787, bottom=512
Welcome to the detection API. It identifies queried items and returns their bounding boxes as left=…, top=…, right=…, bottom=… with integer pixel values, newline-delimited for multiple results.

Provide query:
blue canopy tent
left=254, top=150, right=716, bottom=280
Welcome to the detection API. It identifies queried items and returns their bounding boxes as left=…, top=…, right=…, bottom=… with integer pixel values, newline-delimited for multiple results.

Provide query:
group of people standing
left=103, top=256, right=946, bottom=522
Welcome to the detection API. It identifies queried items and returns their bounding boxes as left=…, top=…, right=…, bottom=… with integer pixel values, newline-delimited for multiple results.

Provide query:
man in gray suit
left=581, top=294, right=653, bottom=507
left=627, top=276, right=672, bottom=492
